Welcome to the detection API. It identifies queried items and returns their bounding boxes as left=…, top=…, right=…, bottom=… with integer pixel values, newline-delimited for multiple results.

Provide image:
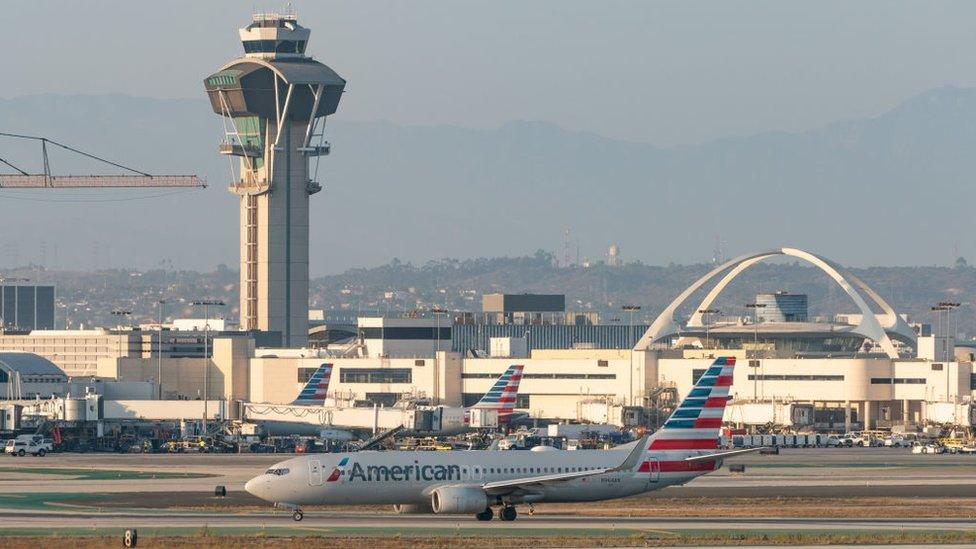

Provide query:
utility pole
left=192, top=299, right=224, bottom=436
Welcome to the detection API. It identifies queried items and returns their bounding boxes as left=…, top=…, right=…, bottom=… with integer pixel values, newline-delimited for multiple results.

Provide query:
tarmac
left=3, top=446, right=976, bottom=496
left=2, top=447, right=976, bottom=544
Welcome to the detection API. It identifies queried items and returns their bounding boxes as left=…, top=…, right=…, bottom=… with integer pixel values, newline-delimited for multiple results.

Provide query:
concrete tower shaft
left=204, top=14, right=345, bottom=347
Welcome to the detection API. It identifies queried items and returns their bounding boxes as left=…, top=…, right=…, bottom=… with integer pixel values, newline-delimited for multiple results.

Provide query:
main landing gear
left=473, top=504, right=518, bottom=521
left=293, top=509, right=304, bottom=521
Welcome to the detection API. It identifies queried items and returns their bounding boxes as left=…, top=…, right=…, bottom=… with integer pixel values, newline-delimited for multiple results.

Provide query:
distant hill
left=1, top=86, right=976, bottom=273
left=9, top=254, right=976, bottom=337
left=308, top=253, right=976, bottom=337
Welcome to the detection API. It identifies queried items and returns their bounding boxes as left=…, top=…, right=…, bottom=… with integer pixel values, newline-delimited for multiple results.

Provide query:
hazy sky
left=5, top=1, right=976, bottom=147
left=2, top=1, right=976, bottom=274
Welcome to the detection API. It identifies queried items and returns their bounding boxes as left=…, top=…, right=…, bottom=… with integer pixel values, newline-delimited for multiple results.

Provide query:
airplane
left=292, top=363, right=334, bottom=406
left=433, top=364, right=526, bottom=434
left=244, top=356, right=759, bottom=521
left=245, top=363, right=356, bottom=437
left=247, top=363, right=525, bottom=437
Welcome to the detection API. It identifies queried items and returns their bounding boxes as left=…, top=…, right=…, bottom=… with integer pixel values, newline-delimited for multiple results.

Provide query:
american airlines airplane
left=245, top=357, right=754, bottom=521
left=249, top=363, right=525, bottom=437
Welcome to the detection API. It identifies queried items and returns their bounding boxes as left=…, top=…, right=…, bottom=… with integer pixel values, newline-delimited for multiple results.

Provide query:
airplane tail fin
left=292, top=363, right=333, bottom=405
left=647, top=356, right=734, bottom=451
left=472, top=364, right=524, bottom=414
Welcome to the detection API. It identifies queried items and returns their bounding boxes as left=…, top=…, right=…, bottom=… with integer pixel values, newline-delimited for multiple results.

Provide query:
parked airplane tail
left=292, top=363, right=333, bottom=405
left=647, top=356, right=734, bottom=451
left=472, top=364, right=524, bottom=415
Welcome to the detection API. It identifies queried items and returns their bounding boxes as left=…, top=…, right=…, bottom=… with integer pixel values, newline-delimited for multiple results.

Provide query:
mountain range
left=1, top=86, right=975, bottom=273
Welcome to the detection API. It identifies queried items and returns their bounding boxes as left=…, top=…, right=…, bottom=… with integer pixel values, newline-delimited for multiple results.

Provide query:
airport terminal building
left=6, top=247, right=975, bottom=432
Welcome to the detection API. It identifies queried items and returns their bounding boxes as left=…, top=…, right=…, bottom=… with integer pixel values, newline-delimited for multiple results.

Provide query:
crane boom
left=0, top=132, right=205, bottom=188
left=0, top=174, right=204, bottom=188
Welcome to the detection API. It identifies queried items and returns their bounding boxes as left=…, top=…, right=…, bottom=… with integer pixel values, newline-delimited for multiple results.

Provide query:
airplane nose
left=244, top=476, right=265, bottom=499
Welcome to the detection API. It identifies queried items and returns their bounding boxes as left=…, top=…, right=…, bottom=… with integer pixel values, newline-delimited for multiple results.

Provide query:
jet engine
left=430, top=485, right=489, bottom=514
left=392, top=502, right=433, bottom=514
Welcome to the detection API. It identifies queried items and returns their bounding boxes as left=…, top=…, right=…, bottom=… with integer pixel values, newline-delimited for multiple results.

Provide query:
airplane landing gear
left=292, top=510, right=304, bottom=521
left=475, top=507, right=494, bottom=521
left=500, top=505, right=517, bottom=522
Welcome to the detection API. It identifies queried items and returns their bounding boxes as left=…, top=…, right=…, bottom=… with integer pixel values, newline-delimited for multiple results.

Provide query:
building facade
left=0, top=285, right=55, bottom=330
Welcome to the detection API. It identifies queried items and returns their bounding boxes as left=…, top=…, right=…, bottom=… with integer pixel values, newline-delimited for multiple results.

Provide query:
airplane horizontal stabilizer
left=683, top=446, right=764, bottom=462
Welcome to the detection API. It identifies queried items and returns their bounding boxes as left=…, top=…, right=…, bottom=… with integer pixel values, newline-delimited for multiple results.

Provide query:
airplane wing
left=683, top=447, right=765, bottom=462
left=481, top=435, right=648, bottom=495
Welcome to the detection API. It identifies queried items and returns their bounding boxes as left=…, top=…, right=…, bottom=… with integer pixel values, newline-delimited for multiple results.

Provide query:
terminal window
left=461, top=373, right=615, bottom=380
left=870, top=377, right=926, bottom=384
left=747, top=374, right=845, bottom=381
left=363, top=392, right=399, bottom=407
left=297, top=368, right=318, bottom=383
left=339, top=368, right=412, bottom=384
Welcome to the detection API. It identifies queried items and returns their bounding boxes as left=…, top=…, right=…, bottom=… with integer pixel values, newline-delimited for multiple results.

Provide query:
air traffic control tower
left=204, top=13, right=345, bottom=347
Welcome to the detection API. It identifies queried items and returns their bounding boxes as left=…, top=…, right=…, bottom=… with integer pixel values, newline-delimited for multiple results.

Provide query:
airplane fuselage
left=246, top=447, right=717, bottom=507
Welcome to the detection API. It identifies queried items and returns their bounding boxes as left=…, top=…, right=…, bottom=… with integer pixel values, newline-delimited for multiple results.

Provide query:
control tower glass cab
left=239, top=13, right=310, bottom=59
left=204, top=13, right=345, bottom=348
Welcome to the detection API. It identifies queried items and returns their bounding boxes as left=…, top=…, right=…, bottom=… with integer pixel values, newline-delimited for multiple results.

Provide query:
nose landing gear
left=276, top=503, right=304, bottom=522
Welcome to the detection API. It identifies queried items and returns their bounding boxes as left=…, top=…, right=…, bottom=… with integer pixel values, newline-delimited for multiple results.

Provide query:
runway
left=3, top=447, right=976, bottom=546
left=2, top=508, right=976, bottom=533
left=5, top=447, right=976, bottom=498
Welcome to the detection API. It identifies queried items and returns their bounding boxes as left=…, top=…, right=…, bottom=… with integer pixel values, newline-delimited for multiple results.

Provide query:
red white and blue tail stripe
left=471, top=364, right=523, bottom=416
left=292, top=363, right=333, bottom=405
left=647, top=356, right=734, bottom=451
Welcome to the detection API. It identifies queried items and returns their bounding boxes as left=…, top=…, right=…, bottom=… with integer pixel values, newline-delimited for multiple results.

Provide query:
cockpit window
left=265, top=468, right=290, bottom=476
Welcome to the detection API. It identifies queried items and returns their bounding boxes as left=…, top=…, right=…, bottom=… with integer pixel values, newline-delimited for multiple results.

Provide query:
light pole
left=192, top=299, right=224, bottom=436
left=622, top=305, right=641, bottom=406
left=745, top=303, right=766, bottom=401
left=431, top=307, right=447, bottom=353
left=111, top=309, right=132, bottom=361
left=698, top=308, right=720, bottom=351
left=156, top=299, right=167, bottom=400
left=111, top=309, right=132, bottom=325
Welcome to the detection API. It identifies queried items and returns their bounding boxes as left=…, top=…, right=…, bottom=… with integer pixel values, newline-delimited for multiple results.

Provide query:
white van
left=4, top=434, right=52, bottom=457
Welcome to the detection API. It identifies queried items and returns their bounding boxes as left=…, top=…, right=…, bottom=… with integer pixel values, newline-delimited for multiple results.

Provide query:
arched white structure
left=635, top=247, right=916, bottom=359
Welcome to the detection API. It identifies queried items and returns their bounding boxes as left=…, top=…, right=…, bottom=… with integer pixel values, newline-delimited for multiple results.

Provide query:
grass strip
left=2, top=528, right=976, bottom=547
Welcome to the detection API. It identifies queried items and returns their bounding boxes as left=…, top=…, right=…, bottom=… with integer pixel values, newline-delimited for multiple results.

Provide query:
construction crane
left=0, top=132, right=205, bottom=188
